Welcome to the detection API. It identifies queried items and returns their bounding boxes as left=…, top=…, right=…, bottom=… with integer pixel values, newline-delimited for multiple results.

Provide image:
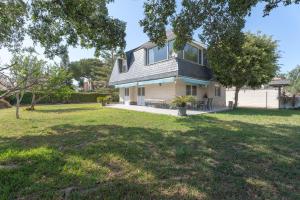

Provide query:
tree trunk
left=15, top=91, right=24, bottom=119
left=233, top=87, right=240, bottom=109
left=16, top=92, right=20, bottom=119
left=30, top=92, right=36, bottom=110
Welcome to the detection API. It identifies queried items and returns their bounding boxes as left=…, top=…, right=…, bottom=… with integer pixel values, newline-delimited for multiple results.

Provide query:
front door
left=137, top=87, right=145, bottom=106
left=124, top=88, right=130, bottom=105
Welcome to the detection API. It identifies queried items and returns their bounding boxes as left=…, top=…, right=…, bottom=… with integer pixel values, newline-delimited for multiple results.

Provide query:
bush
left=5, top=92, right=119, bottom=105
left=97, top=95, right=112, bottom=106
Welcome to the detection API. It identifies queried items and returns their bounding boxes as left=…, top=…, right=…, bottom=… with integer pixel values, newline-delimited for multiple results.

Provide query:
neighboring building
left=226, top=78, right=292, bottom=109
left=109, top=31, right=226, bottom=107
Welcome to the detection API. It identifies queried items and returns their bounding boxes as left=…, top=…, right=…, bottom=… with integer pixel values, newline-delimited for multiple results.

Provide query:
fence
left=226, top=88, right=280, bottom=109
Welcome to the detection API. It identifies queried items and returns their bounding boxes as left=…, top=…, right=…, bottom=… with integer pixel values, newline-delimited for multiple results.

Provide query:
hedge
left=2, top=91, right=119, bottom=105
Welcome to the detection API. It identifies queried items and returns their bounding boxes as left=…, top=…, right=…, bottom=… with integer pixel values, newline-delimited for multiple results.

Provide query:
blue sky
left=1, top=0, right=299, bottom=73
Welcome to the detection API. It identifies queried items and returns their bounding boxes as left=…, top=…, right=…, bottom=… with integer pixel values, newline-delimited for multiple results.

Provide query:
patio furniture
left=145, top=99, right=168, bottom=108
left=207, top=98, right=213, bottom=110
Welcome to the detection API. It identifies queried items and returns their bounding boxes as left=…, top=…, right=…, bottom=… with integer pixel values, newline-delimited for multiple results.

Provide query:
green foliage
left=140, top=0, right=299, bottom=49
left=7, top=92, right=117, bottom=105
left=209, top=32, right=279, bottom=89
left=97, top=95, right=111, bottom=106
left=68, top=58, right=111, bottom=89
left=1, top=0, right=126, bottom=57
left=171, top=96, right=195, bottom=108
left=287, top=65, right=300, bottom=95
left=0, top=0, right=27, bottom=50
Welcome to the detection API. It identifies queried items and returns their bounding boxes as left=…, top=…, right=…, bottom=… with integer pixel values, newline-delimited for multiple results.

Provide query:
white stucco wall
left=226, top=88, right=280, bottom=108
left=118, top=80, right=226, bottom=107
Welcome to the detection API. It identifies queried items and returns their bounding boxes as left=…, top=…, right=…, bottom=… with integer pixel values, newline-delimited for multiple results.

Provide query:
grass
left=0, top=103, right=299, bottom=200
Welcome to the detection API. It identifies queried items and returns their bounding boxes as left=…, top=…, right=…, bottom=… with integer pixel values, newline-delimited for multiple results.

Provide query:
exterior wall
left=144, top=83, right=176, bottom=104
left=175, top=80, right=226, bottom=107
left=226, top=88, right=279, bottom=108
left=109, top=48, right=178, bottom=84
left=206, top=82, right=226, bottom=107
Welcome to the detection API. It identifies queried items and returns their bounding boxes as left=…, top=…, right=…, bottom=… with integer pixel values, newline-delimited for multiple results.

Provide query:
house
left=109, top=32, right=226, bottom=108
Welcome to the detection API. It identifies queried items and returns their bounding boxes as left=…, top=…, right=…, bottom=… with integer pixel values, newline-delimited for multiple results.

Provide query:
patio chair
left=207, top=98, right=213, bottom=110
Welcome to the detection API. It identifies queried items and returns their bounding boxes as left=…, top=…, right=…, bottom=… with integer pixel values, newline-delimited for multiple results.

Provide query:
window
left=203, top=50, right=208, bottom=66
left=118, top=59, right=127, bottom=73
left=148, top=44, right=168, bottom=64
left=186, top=85, right=197, bottom=96
left=138, top=87, right=145, bottom=96
left=125, top=88, right=129, bottom=96
left=215, top=86, right=221, bottom=97
left=186, top=85, right=191, bottom=95
left=184, top=44, right=198, bottom=63
left=198, top=49, right=202, bottom=65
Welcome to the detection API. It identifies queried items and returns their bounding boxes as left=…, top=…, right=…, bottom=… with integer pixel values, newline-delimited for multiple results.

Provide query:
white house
left=109, top=32, right=226, bottom=109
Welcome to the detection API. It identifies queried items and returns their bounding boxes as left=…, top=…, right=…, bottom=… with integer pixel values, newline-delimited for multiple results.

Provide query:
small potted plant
left=97, top=95, right=111, bottom=107
left=171, top=96, right=195, bottom=116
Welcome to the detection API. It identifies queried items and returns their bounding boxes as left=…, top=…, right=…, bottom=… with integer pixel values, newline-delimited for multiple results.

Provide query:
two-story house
left=109, top=32, right=226, bottom=108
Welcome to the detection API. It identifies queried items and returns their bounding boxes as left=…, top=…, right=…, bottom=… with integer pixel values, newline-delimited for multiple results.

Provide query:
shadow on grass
left=33, top=107, right=97, bottom=113
left=221, top=107, right=300, bottom=117
left=0, top=115, right=299, bottom=199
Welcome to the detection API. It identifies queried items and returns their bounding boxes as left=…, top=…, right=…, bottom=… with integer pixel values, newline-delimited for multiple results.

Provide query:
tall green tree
left=140, top=0, right=299, bottom=49
left=287, top=65, right=300, bottom=95
left=0, top=0, right=126, bottom=58
left=68, top=58, right=111, bottom=90
left=209, top=32, right=279, bottom=108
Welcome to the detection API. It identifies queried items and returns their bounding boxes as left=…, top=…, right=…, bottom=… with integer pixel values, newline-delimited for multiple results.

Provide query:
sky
left=1, top=0, right=299, bottom=73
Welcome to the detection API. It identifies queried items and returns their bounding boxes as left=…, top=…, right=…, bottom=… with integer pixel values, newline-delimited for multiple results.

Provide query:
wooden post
left=278, top=86, right=281, bottom=109
left=266, top=91, right=268, bottom=109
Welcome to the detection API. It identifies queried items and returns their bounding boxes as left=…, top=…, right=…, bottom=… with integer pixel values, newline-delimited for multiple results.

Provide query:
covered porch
left=115, top=76, right=226, bottom=109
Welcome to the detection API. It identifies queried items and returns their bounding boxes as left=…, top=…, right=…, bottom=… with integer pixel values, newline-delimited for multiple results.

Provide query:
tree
left=140, top=0, right=299, bottom=49
left=209, top=32, right=279, bottom=108
left=0, top=0, right=126, bottom=58
left=28, top=65, right=73, bottom=110
left=287, top=65, right=300, bottom=95
left=7, top=54, right=45, bottom=118
left=68, top=58, right=111, bottom=90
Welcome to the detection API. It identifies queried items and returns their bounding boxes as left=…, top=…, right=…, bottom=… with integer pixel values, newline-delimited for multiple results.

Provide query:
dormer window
left=118, top=59, right=127, bottom=73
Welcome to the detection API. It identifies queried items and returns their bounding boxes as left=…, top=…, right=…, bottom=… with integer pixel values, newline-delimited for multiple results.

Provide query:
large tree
left=68, top=58, right=111, bottom=90
left=209, top=32, right=279, bottom=107
left=140, top=0, right=299, bottom=49
left=0, top=0, right=126, bottom=58
left=287, top=65, right=300, bottom=95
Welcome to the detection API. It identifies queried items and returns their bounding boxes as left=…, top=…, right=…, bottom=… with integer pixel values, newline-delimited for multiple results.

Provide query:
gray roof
left=109, top=31, right=212, bottom=86
left=269, top=79, right=290, bottom=87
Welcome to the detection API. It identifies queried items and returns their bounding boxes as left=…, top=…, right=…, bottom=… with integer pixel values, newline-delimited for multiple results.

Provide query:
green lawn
left=0, top=104, right=299, bottom=200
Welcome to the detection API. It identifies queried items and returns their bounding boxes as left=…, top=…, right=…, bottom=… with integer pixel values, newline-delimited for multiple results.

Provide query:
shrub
left=97, top=95, right=112, bottom=106
left=171, top=96, right=195, bottom=108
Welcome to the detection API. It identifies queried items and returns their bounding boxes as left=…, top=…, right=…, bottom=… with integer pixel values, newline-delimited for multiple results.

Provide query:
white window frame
left=186, top=85, right=197, bottom=96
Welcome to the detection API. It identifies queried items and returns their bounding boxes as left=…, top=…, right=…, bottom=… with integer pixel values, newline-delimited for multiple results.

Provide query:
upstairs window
left=186, top=85, right=197, bottom=96
left=118, top=59, right=127, bottom=73
left=184, top=44, right=198, bottom=63
left=148, top=44, right=168, bottom=64
left=203, top=50, right=208, bottom=66
left=198, top=49, right=202, bottom=65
